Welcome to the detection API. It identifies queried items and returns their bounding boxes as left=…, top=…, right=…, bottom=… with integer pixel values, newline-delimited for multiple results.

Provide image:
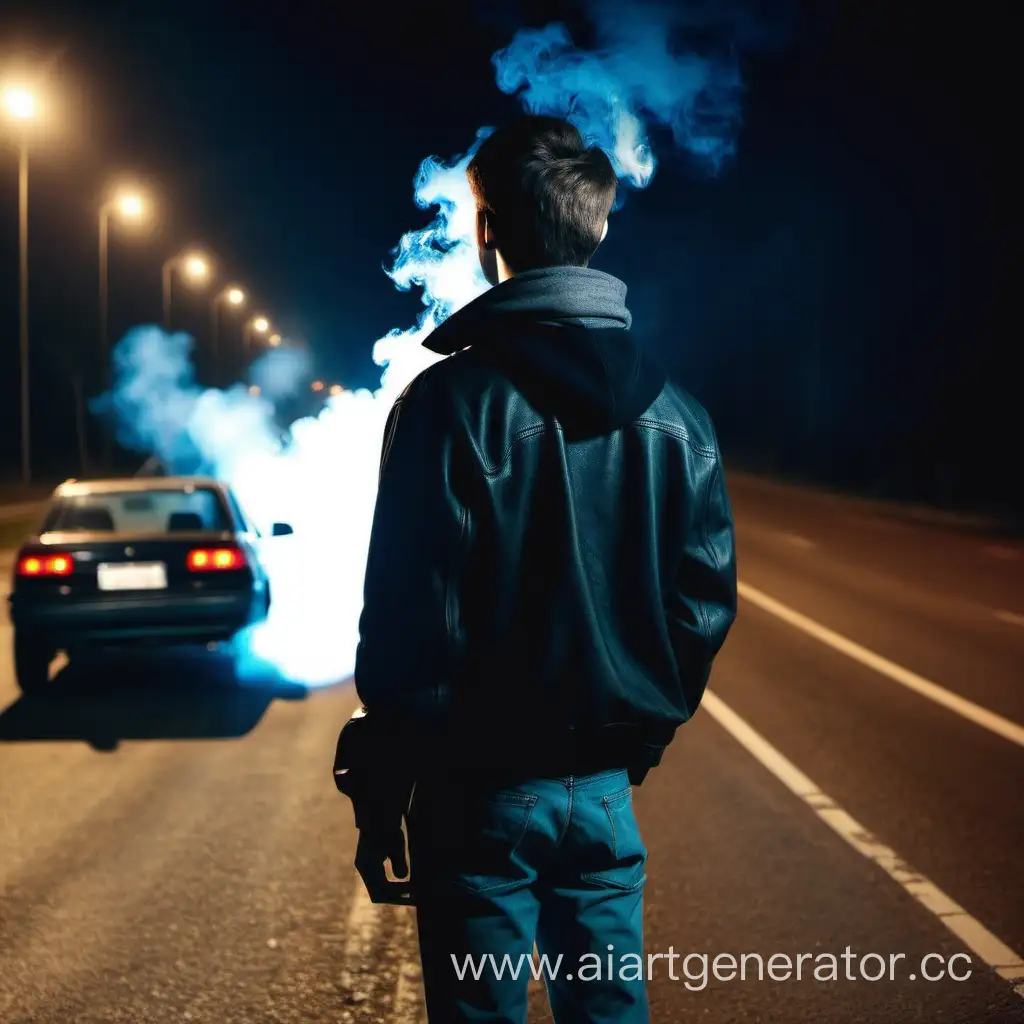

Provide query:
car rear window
left=41, top=488, right=232, bottom=534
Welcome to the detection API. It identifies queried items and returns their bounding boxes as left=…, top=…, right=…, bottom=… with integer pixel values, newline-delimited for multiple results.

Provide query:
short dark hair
left=467, top=115, right=617, bottom=272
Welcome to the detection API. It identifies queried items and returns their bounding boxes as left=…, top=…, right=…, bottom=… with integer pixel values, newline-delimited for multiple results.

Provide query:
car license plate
left=97, top=562, right=168, bottom=591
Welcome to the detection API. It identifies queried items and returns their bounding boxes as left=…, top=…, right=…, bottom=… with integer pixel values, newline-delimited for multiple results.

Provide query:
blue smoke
left=98, top=329, right=299, bottom=476
left=100, top=5, right=752, bottom=686
left=250, top=345, right=313, bottom=402
left=494, top=4, right=745, bottom=185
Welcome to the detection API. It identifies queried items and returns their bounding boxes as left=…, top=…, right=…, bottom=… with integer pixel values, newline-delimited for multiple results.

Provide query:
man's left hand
left=355, top=827, right=413, bottom=905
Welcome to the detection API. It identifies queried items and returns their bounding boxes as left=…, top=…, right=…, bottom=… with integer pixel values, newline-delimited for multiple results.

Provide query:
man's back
left=402, top=319, right=736, bottom=779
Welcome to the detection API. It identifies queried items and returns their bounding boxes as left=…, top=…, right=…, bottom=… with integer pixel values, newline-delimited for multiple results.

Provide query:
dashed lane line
left=780, top=532, right=816, bottom=549
left=994, top=610, right=1024, bottom=629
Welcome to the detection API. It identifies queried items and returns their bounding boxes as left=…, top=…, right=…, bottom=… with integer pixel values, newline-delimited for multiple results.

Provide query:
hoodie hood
left=425, top=266, right=631, bottom=351
left=424, top=267, right=665, bottom=438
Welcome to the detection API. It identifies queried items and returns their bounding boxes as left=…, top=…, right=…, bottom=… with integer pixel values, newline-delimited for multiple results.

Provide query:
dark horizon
left=0, top=1, right=1015, bottom=519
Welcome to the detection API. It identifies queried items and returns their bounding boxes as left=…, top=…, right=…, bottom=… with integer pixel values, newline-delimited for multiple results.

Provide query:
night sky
left=0, top=2, right=1015, bottom=517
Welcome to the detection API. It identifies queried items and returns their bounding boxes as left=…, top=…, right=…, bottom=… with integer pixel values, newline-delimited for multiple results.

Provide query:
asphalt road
left=1, top=472, right=1022, bottom=1023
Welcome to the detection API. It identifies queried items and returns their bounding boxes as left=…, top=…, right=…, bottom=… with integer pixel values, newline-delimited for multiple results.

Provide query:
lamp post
left=3, top=84, right=38, bottom=484
left=98, top=190, right=147, bottom=468
left=243, top=314, right=270, bottom=350
left=211, top=286, right=245, bottom=381
left=162, top=250, right=211, bottom=330
left=99, top=192, right=146, bottom=380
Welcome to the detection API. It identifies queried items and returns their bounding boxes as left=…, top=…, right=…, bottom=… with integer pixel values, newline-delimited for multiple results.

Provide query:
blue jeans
left=409, top=768, right=649, bottom=1023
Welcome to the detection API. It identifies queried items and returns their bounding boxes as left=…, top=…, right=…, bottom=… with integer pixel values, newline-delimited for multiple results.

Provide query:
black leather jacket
left=354, top=315, right=737, bottom=781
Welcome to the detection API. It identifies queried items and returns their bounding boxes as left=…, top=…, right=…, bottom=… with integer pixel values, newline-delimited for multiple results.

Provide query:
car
left=6, top=476, right=293, bottom=693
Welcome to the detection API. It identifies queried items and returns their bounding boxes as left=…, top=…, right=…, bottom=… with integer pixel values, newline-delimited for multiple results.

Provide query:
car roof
left=53, top=476, right=229, bottom=499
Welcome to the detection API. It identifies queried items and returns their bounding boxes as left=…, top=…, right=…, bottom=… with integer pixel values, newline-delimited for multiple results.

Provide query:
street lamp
left=184, top=254, right=208, bottom=280
left=311, top=380, right=325, bottom=392
left=243, top=314, right=270, bottom=350
left=98, top=187, right=148, bottom=468
left=99, top=189, right=147, bottom=381
left=211, top=285, right=246, bottom=377
left=2, top=83, right=38, bottom=484
left=2, top=86, right=35, bottom=120
left=268, top=333, right=281, bottom=347
left=162, top=249, right=212, bottom=329
left=328, top=384, right=344, bottom=396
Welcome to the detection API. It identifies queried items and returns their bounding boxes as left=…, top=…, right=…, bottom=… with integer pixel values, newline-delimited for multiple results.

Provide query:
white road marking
left=994, top=610, right=1024, bottom=628
left=702, top=690, right=1024, bottom=999
left=392, top=910, right=426, bottom=1022
left=781, top=532, right=816, bottom=549
left=339, top=877, right=383, bottom=998
left=337, top=874, right=424, bottom=1019
left=738, top=581, right=1024, bottom=750
left=986, top=545, right=1019, bottom=561
left=0, top=555, right=14, bottom=597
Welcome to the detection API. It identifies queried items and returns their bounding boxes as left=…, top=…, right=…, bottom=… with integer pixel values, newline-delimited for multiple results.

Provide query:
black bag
left=333, top=705, right=414, bottom=830
left=332, top=705, right=374, bottom=798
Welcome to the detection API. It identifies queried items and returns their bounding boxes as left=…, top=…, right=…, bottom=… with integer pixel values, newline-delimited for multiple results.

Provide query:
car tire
left=13, top=632, right=53, bottom=695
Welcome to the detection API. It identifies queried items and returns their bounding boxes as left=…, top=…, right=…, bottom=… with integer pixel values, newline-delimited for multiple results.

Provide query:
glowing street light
left=99, top=188, right=150, bottom=424
left=2, top=86, right=36, bottom=121
left=117, top=193, right=144, bottom=218
left=2, top=83, right=40, bottom=483
left=244, top=314, right=271, bottom=350
left=183, top=254, right=209, bottom=281
left=162, top=248, right=214, bottom=328
left=268, top=333, right=281, bottom=347
left=311, top=380, right=325, bottom=392
left=329, top=384, right=344, bottom=396
left=209, top=285, right=247, bottom=381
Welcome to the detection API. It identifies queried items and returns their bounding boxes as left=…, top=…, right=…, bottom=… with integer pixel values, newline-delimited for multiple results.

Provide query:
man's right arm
left=666, top=448, right=738, bottom=717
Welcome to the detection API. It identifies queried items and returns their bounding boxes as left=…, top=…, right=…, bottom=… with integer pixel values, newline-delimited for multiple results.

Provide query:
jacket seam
left=635, top=418, right=717, bottom=457
left=445, top=504, right=469, bottom=641
left=697, top=461, right=721, bottom=640
left=481, top=419, right=716, bottom=475
left=378, top=397, right=406, bottom=483
left=481, top=423, right=548, bottom=476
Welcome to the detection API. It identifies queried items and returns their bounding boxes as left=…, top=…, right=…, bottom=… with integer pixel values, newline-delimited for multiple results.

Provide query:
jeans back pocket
left=450, top=790, right=539, bottom=894
left=580, top=786, right=647, bottom=892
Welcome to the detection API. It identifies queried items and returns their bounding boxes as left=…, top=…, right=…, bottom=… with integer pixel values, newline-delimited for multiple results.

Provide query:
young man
left=346, top=115, right=737, bottom=1022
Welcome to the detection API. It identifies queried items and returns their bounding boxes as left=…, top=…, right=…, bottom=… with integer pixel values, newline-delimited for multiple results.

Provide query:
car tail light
left=17, top=553, right=74, bottom=577
left=186, top=547, right=245, bottom=571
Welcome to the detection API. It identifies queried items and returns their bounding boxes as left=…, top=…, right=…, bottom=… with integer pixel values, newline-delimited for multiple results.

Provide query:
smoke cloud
left=100, top=4, right=752, bottom=685
left=493, top=4, right=744, bottom=185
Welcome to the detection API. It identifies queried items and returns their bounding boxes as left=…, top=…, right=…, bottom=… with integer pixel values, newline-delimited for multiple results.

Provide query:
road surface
left=1, top=473, right=1022, bottom=1023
